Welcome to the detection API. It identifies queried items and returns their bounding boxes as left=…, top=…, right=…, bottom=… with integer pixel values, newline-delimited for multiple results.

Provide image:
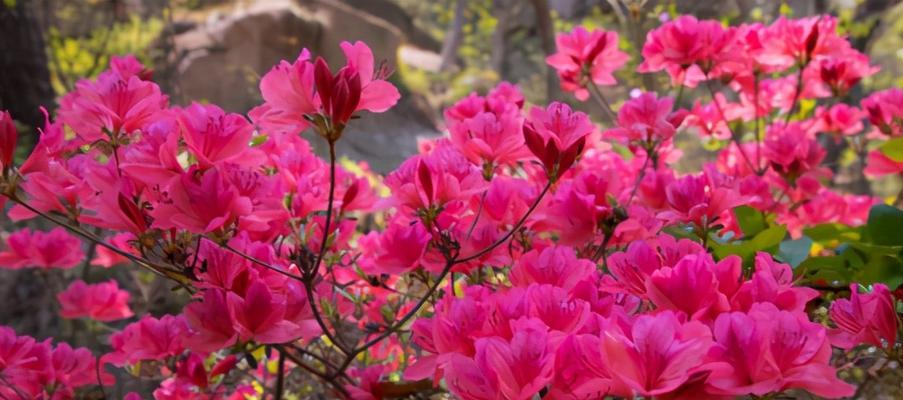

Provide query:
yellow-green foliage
left=47, top=15, right=163, bottom=94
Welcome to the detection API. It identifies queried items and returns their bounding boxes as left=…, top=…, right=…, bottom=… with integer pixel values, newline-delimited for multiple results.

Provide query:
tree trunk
left=439, top=0, right=467, bottom=72
left=0, top=0, right=55, bottom=132
left=529, top=0, right=561, bottom=101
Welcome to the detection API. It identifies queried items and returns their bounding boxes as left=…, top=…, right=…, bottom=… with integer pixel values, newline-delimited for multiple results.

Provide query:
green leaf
left=856, top=255, right=903, bottom=289
left=778, top=236, right=813, bottom=268
left=864, top=204, right=903, bottom=246
left=734, top=206, right=767, bottom=237
left=879, top=137, right=903, bottom=162
left=798, top=254, right=854, bottom=283
left=711, top=225, right=788, bottom=265
left=803, top=223, right=860, bottom=243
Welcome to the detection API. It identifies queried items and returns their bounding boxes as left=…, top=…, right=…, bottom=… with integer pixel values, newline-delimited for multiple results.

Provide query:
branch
left=331, top=179, right=554, bottom=376
left=703, top=78, right=758, bottom=174
left=5, top=194, right=194, bottom=292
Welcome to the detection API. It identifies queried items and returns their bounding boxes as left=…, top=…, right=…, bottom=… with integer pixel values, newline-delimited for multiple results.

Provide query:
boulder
left=164, top=0, right=440, bottom=172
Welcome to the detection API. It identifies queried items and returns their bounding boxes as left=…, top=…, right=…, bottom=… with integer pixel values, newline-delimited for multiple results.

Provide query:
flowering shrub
left=0, top=13, right=902, bottom=400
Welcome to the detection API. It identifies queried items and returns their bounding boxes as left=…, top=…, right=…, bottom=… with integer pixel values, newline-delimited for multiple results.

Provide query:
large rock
left=163, top=0, right=440, bottom=172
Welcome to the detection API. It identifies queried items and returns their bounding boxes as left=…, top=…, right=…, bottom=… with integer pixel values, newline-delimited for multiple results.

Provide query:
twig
left=703, top=78, right=757, bottom=173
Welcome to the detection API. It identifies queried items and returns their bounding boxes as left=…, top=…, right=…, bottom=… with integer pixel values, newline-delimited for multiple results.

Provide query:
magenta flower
left=0, top=110, right=17, bottom=170
left=639, top=15, right=743, bottom=86
left=509, top=246, right=595, bottom=291
left=58, top=72, right=167, bottom=143
left=829, top=283, right=898, bottom=350
left=523, top=102, right=593, bottom=180
left=601, top=311, right=714, bottom=397
left=178, top=103, right=255, bottom=169
left=606, top=92, right=680, bottom=144
left=546, top=26, right=629, bottom=100
left=106, top=314, right=189, bottom=366
left=57, top=279, right=133, bottom=322
left=150, top=167, right=253, bottom=234
left=0, top=227, right=84, bottom=270
left=445, top=318, right=555, bottom=400
left=647, top=254, right=730, bottom=321
left=252, top=41, right=399, bottom=137
left=707, top=303, right=855, bottom=398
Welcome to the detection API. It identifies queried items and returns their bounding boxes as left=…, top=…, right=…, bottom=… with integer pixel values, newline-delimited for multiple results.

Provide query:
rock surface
left=163, top=0, right=440, bottom=172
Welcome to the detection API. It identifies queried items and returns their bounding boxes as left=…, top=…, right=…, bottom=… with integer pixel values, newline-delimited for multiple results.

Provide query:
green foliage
left=47, top=15, right=163, bottom=94
left=734, top=205, right=768, bottom=238
left=711, top=225, right=787, bottom=267
left=799, top=204, right=903, bottom=288
left=879, top=138, right=903, bottom=163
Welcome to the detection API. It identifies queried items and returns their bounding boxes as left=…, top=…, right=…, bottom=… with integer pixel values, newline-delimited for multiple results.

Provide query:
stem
left=455, top=180, right=552, bottom=264
left=6, top=195, right=192, bottom=291
left=591, top=233, right=612, bottom=264
left=274, top=349, right=286, bottom=400
left=753, top=71, right=762, bottom=171
left=312, top=141, right=338, bottom=276
left=303, top=140, right=347, bottom=354
left=703, top=78, right=757, bottom=174
left=277, top=345, right=350, bottom=397
left=784, top=64, right=806, bottom=124
left=216, top=240, right=305, bottom=281
left=331, top=179, right=554, bottom=376
left=625, top=146, right=655, bottom=208
left=587, top=82, right=618, bottom=124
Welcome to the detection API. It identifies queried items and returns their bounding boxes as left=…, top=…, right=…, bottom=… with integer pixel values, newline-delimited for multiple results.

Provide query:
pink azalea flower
left=58, top=279, right=133, bottom=322
left=90, top=232, right=138, bottom=268
left=384, top=142, right=485, bottom=214
left=366, top=221, right=430, bottom=275
left=763, top=122, right=825, bottom=179
left=731, top=253, right=819, bottom=313
left=707, top=303, right=855, bottom=398
left=184, top=289, right=238, bottom=353
left=178, top=103, right=255, bottom=169
left=57, top=72, right=167, bottom=143
left=546, top=26, right=629, bottom=100
left=809, top=104, right=865, bottom=138
left=601, top=311, right=714, bottom=397
left=755, top=16, right=850, bottom=70
left=0, top=110, right=17, bottom=170
left=509, top=246, right=595, bottom=291
left=810, top=52, right=879, bottom=96
left=542, top=169, right=620, bottom=246
left=47, top=342, right=108, bottom=394
left=829, top=283, right=898, bottom=350
left=660, top=168, right=747, bottom=227
left=865, top=149, right=903, bottom=177
left=862, top=87, right=903, bottom=137
left=606, top=92, right=680, bottom=144
left=250, top=49, right=318, bottom=135
left=444, top=318, right=554, bottom=400
left=150, top=167, right=253, bottom=234
left=639, top=16, right=742, bottom=87
left=251, top=42, right=399, bottom=136
left=523, top=102, right=593, bottom=179
left=447, top=109, right=527, bottom=168
left=339, top=41, right=401, bottom=114
left=106, top=314, right=189, bottom=366
left=0, top=227, right=84, bottom=270
left=405, top=286, right=491, bottom=382
left=646, top=254, right=730, bottom=321
left=227, top=281, right=303, bottom=344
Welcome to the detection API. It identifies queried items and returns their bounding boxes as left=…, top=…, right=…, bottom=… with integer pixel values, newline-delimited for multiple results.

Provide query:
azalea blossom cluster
left=0, top=12, right=900, bottom=400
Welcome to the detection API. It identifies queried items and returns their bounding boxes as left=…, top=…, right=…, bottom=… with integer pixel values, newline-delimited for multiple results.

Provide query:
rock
left=163, top=0, right=441, bottom=172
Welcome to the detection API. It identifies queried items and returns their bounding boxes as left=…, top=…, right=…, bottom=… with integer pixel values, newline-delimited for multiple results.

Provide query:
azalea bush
left=1, top=12, right=903, bottom=400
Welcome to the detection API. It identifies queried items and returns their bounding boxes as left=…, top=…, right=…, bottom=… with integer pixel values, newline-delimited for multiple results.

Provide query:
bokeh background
left=1, top=0, right=903, bottom=397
